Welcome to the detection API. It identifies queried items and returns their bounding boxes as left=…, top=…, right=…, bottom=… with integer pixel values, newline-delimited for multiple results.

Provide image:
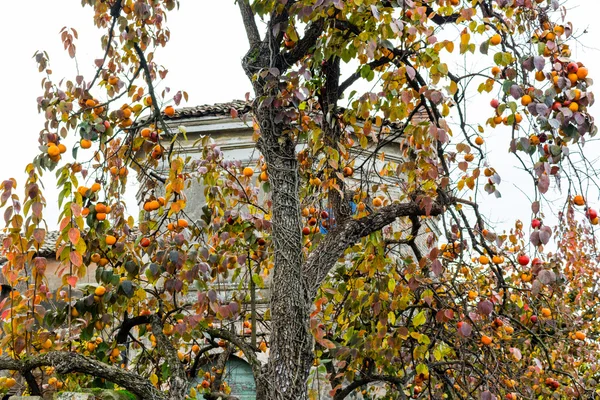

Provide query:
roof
left=0, top=230, right=59, bottom=264
left=160, top=100, right=252, bottom=121
left=150, top=99, right=429, bottom=126
left=0, top=231, right=60, bottom=285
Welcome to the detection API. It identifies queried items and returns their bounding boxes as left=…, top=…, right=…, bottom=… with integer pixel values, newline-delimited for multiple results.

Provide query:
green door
left=192, top=355, right=256, bottom=400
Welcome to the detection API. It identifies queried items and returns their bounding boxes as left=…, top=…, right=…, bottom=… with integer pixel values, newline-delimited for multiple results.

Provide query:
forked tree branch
left=303, top=199, right=447, bottom=299
left=205, top=327, right=263, bottom=382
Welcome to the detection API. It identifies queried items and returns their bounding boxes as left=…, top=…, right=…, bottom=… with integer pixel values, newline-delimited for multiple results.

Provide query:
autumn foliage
left=1, top=0, right=600, bottom=399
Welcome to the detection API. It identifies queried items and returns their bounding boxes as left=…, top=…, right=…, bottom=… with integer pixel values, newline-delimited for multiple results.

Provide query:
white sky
left=0, top=1, right=599, bottom=236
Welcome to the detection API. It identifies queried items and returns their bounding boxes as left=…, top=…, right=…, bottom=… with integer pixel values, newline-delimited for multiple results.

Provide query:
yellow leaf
left=150, top=373, right=158, bottom=386
left=449, top=81, right=458, bottom=96
left=460, top=32, right=470, bottom=45
left=445, top=41, right=454, bottom=53
left=442, top=103, right=450, bottom=117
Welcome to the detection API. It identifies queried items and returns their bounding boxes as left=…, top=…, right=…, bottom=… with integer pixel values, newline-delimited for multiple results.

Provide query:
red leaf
left=230, top=108, right=238, bottom=119
left=59, top=216, right=70, bottom=231
left=66, top=275, right=78, bottom=287
left=71, top=203, right=82, bottom=217
left=32, top=202, right=43, bottom=218
left=419, top=196, right=434, bottom=216
left=431, top=259, right=443, bottom=276
left=68, top=228, right=80, bottom=245
left=70, top=251, right=82, bottom=267
left=477, top=300, right=493, bottom=316
left=459, top=322, right=472, bottom=337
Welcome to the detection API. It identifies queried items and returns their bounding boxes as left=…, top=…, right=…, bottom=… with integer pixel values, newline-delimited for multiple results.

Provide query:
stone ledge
left=53, top=390, right=137, bottom=400
left=8, top=397, right=43, bottom=400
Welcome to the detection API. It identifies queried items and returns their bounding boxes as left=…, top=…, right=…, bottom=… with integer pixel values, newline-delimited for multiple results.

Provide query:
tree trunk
left=254, top=105, right=314, bottom=400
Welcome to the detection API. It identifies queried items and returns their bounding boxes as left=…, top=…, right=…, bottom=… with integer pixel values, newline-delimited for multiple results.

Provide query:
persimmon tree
left=1, top=0, right=599, bottom=399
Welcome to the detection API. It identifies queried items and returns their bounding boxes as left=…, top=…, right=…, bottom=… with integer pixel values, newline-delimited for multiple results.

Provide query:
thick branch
left=115, top=313, right=151, bottom=344
left=278, top=19, right=325, bottom=69
left=339, top=57, right=390, bottom=96
left=205, top=328, right=262, bottom=382
left=211, top=345, right=234, bottom=392
left=303, top=200, right=446, bottom=298
left=380, top=2, right=460, bottom=25
left=237, top=0, right=261, bottom=46
left=23, top=369, right=41, bottom=396
left=333, top=374, right=409, bottom=400
left=151, top=314, right=187, bottom=400
left=0, top=352, right=165, bottom=400
left=267, top=0, right=297, bottom=50
left=188, top=342, right=218, bottom=378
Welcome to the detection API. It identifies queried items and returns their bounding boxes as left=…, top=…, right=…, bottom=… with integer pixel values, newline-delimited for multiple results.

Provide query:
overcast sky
left=0, top=1, right=598, bottom=234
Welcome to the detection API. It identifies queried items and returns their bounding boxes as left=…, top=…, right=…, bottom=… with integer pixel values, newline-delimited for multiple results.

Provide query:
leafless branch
left=237, top=0, right=261, bottom=46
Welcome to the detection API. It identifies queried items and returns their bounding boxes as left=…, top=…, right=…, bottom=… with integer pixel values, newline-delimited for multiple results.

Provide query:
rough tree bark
left=235, top=2, right=451, bottom=400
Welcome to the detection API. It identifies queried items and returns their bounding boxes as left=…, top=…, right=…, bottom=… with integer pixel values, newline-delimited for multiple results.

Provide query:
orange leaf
left=66, top=275, right=78, bottom=287
left=68, top=228, right=80, bottom=245
left=69, top=251, right=82, bottom=267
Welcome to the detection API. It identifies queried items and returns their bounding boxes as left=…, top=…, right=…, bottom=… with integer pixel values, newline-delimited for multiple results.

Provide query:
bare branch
left=205, top=328, right=263, bottom=382
left=237, top=0, right=261, bottom=46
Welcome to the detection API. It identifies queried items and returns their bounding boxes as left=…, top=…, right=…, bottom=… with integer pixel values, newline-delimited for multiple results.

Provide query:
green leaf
left=413, top=310, right=426, bottom=327
left=119, top=280, right=134, bottom=298
left=252, top=273, right=264, bottom=288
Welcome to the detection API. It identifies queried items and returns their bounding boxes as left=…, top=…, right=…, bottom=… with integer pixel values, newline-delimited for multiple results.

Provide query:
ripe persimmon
left=47, top=144, right=61, bottom=157
left=242, top=167, right=254, bottom=177
left=80, top=139, right=92, bottom=149
left=105, top=235, right=117, bottom=245
left=577, top=67, right=588, bottom=80
left=164, top=105, right=175, bottom=117
left=573, top=195, right=585, bottom=206
left=490, top=34, right=502, bottom=45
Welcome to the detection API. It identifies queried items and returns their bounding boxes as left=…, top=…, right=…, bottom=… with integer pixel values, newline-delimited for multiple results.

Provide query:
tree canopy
left=1, top=1, right=599, bottom=399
